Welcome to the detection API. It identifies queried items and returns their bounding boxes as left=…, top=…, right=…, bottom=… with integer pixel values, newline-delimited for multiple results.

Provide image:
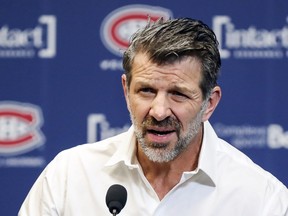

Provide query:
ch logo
left=100, top=5, right=173, bottom=56
left=0, top=102, right=45, bottom=155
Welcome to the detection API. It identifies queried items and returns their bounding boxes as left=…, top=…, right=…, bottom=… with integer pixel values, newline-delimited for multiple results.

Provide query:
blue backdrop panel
left=0, top=0, right=287, bottom=215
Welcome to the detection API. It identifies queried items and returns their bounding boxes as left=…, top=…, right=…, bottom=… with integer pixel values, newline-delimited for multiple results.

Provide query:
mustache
left=142, top=116, right=181, bottom=130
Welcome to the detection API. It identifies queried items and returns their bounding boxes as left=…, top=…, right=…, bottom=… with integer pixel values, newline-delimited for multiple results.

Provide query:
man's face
left=122, top=53, right=209, bottom=163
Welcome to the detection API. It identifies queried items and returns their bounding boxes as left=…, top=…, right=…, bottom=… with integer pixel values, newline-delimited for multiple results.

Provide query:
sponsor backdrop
left=1, top=0, right=288, bottom=215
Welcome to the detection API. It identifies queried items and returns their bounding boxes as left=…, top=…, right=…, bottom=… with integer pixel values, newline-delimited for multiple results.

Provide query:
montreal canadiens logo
left=0, top=102, right=45, bottom=155
left=100, top=5, right=173, bottom=56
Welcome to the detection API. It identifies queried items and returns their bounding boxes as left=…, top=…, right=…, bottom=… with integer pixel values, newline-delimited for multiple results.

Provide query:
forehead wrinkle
left=133, top=52, right=201, bottom=76
left=131, top=52, right=202, bottom=93
left=132, top=61, right=194, bottom=85
left=132, top=68, right=187, bottom=89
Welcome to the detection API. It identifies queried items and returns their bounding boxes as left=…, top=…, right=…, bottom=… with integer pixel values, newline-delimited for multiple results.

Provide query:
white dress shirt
left=19, top=121, right=288, bottom=216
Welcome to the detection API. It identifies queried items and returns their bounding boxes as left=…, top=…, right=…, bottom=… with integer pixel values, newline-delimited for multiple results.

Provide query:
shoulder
left=204, top=121, right=283, bottom=187
left=214, top=138, right=288, bottom=213
left=216, top=137, right=278, bottom=183
left=217, top=137, right=287, bottom=193
left=45, top=128, right=132, bottom=174
left=61, top=128, right=131, bottom=155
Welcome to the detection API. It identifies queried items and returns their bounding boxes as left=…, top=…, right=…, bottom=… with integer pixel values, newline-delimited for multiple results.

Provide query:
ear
left=121, top=74, right=128, bottom=97
left=202, top=86, right=221, bottom=121
left=121, top=74, right=130, bottom=111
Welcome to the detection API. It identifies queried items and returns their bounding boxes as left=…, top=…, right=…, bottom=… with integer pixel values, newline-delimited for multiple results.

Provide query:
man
left=19, top=18, right=288, bottom=216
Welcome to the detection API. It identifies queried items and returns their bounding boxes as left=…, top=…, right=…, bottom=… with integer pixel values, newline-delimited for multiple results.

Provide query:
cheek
left=172, top=106, right=199, bottom=128
left=128, top=97, right=150, bottom=119
left=178, top=114, right=191, bottom=130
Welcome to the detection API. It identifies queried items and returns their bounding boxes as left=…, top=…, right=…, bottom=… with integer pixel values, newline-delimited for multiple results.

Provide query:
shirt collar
left=195, top=121, right=218, bottom=186
left=104, top=125, right=138, bottom=168
left=105, top=121, right=218, bottom=186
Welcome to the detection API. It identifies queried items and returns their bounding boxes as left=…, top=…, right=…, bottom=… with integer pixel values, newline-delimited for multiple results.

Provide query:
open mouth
left=147, top=129, right=175, bottom=136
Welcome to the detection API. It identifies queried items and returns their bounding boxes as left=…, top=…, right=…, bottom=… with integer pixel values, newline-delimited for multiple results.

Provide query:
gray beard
left=131, top=100, right=208, bottom=163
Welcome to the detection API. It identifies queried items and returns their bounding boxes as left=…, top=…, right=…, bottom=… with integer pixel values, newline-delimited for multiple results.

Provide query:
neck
left=137, top=125, right=203, bottom=200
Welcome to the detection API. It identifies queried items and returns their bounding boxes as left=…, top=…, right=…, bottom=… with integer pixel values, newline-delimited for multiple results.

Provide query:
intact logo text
left=0, top=15, right=57, bottom=58
left=213, top=15, right=288, bottom=59
left=87, top=114, right=129, bottom=143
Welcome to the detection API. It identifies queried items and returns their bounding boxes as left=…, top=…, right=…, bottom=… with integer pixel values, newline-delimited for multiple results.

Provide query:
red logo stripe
left=0, top=134, right=34, bottom=146
left=0, top=111, right=33, bottom=122
left=111, top=14, right=160, bottom=47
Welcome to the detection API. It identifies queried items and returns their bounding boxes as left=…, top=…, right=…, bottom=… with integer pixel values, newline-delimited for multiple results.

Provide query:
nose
left=149, top=93, right=172, bottom=121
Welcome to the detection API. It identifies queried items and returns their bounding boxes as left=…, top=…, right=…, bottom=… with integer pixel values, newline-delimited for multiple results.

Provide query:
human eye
left=171, top=91, right=190, bottom=101
left=140, top=87, right=153, bottom=93
left=137, top=87, right=156, bottom=96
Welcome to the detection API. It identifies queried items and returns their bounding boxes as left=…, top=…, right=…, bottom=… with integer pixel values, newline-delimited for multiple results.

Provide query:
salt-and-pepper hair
left=123, top=17, right=221, bottom=100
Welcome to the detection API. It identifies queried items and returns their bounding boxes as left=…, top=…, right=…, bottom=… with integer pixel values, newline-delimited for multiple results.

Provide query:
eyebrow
left=134, top=79, right=198, bottom=95
left=170, top=85, right=191, bottom=93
